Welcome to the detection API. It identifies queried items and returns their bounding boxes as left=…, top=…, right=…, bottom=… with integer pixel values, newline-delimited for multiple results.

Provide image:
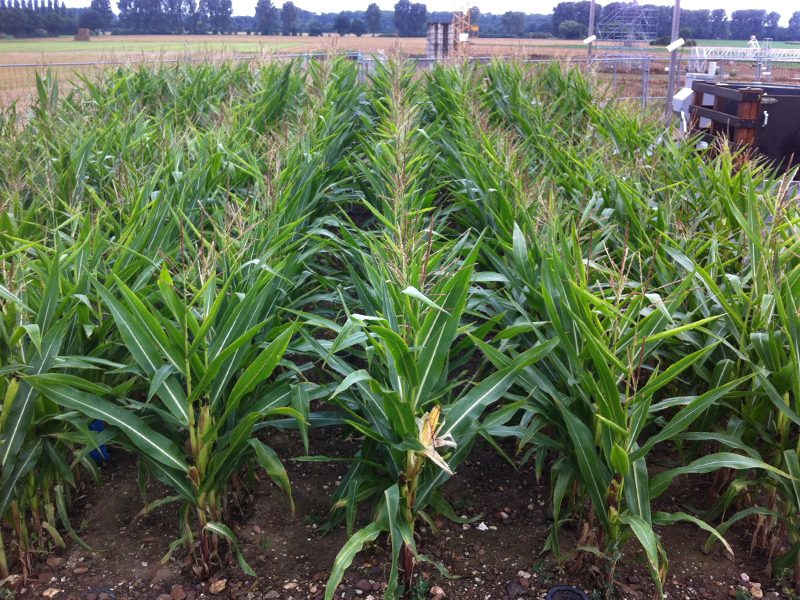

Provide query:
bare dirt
left=13, top=422, right=787, bottom=600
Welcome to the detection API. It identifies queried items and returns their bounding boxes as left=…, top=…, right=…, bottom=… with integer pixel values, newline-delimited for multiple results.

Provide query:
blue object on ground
left=88, top=419, right=111, bottom=461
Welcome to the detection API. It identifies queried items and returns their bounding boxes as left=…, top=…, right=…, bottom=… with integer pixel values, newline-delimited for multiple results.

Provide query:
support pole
left=665, top=0, right=681, bottom=122
left=587, top=0, right=596, bottom=61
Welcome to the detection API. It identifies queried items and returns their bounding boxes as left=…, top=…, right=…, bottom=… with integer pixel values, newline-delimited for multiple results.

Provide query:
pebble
left=506, top=581, right=528, bottom=599
left=283, top=582, right=298, bottom=590
left=356, top=580, right=373, bottom=592
left=517, top=571, right=531, bottom=580
left=171, top=585, right=187, bottom=600
left=73, top=567, right=89, bottom=575
left=627, top=576, right=640, bottom=584
left=209, top=580, right=226, bottom=594
left=43, top=590, right=61, bottom=599
left=46, top=557, right=65, bottom=569
left=751, top=588, right=763, bottom=598
left=265, top=592, right=279, bottom=599
left=740, top=573, right=750, bottom=583
left=430, top=586, right=444, bottom=596
left=253, top=525, right=261, bottom=534
left=156, top=595, right=173, bottom=600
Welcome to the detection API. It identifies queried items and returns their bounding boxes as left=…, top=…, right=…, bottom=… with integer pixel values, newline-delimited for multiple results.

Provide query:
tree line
left=0, top=0, right=104, bottom=38
left=1, top=0, right=798, bottom=43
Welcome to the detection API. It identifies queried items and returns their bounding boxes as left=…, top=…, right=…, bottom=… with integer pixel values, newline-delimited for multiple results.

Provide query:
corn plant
left=294, top=231, right=557, bottom=599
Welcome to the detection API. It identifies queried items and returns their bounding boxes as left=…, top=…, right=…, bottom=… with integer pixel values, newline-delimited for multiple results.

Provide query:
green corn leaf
left=324, top=522, right=386, bottom=600
left=27, top=379, right=188, bottom=473
left=249, top=439, right=294, bottom=514
left=205, top=521, right=256, bottom=577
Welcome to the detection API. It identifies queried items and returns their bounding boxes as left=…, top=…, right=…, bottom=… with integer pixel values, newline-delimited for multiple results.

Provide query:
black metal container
left=545, top=586, right=590, bottom=600
left=725, top=82, right=800, bottom=178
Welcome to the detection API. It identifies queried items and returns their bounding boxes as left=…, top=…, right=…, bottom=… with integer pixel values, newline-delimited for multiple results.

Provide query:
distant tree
left=679, top=27, right=691, bottom=39
left=710, top=8, right=727, bottom=39
left=334, top=11, right=349, bottom=34
left=764, top=11, right=780, bottom=38
left=558, top=18, right=581, bottom=39
left=790, top=11, right=800, bottom=39
left=89, top=0, right=113, bottom=27
left=33, top=0, right=39, bottom=13
left=551, top=1, right=574, bottom=35
left=730, top=9, right=765, bottom=39
left=255, top=0, right=277, bottom=34
left=280, top=0, right=296, bottom=34
left=200, top=0, right=231, bottom=32
left=407, top=1, right=425, bottom=35
left=0, top=8, right=29, bottom=35
left=500, top=11, right=525, bottom=36
left=79, top=8, right=104, bottom=29
left=351, top=17, right=365, bottom=36
left=365, top=2, right=381, bottom=33
left=307, top=19, right=322, bottom=35
left=393, top=0, right=410, bottom=35
left=393, top=0, right=425, bottom=36
left=41, top=10, right=61, bottom=32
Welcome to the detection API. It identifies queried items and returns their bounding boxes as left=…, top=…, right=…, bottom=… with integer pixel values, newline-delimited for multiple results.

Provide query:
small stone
left=356, top=580, right=372, bottom=592
left=430, top=587, right=444, bottom=596
left=517, top=571, right=531, bottom=580
left=433, top=595, right=444, bottom=600
left=265, top=592, right=279, bottom=599
left=506, top=581, right=528, bottom=599
left=156, top=595, right=173, bottom=600
left=462, top=524, right=471, bottom=531
left=46, top=557, right=65, bottom=569
left=73, top=567, right=89, bottom=575
left=728, top=590, right=738, bottom=598
left=519, top=579, right=529, bottom=588
left=86, top=594, right=98, bottom=600
left=171, top=586, right=187, bottom=600
left=751, top=588, right=763, bottom=598
left=503, top=518, right=513, bottom=526
left=740, top=574, right=750, bottom=583
left=209, top=580, right=227, bottom=594
left=750, top=583, right=761, bottom=589
left=38, top=572, right=55, bottom=582
left=283, top=582, right=298, bottom=590
left=142, top=537, right=156, bottom=543
left=627, top=576, right=640, bottom=584
left=43, top=590, right=61, bottom=599
left=253, top=525, right=261, bottom=534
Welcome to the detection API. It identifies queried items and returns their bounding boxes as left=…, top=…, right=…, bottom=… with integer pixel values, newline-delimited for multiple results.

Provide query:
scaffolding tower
left=452, top=5, right=478, bottom=56
left=595, top=0, right=659, bottom=56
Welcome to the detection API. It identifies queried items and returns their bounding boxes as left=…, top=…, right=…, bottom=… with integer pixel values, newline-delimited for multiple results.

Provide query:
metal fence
left=2, top=51, right=799, bottom=112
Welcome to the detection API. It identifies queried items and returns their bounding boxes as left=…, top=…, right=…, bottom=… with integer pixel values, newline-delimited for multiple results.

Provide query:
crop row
left=0, top=57, right=799, bottom=598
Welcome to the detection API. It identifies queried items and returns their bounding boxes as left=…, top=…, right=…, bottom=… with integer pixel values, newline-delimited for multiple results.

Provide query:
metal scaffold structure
left=688, top=39, right=800, bottom=83
left=452, top=4, right=478, bottom=56
left=595, top=0, right=659, bottom=56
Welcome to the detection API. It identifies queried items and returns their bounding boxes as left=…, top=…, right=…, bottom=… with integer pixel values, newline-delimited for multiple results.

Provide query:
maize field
left=0, top=57, right=799, bottom=600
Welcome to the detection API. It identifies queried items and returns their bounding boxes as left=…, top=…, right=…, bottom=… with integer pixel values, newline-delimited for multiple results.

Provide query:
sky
left=59, top=0, right=796, bottom=25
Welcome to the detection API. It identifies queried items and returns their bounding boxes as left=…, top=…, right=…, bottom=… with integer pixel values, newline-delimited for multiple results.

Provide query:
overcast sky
left=60, top=0, right=795, bottom=26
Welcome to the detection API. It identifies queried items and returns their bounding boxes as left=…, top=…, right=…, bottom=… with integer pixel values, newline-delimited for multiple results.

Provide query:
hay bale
left=74, top=28, right=91, bottom=41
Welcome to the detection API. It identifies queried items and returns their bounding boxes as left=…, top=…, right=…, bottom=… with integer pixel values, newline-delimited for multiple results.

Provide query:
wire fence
left=2, top=51, right=800, bottom=113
